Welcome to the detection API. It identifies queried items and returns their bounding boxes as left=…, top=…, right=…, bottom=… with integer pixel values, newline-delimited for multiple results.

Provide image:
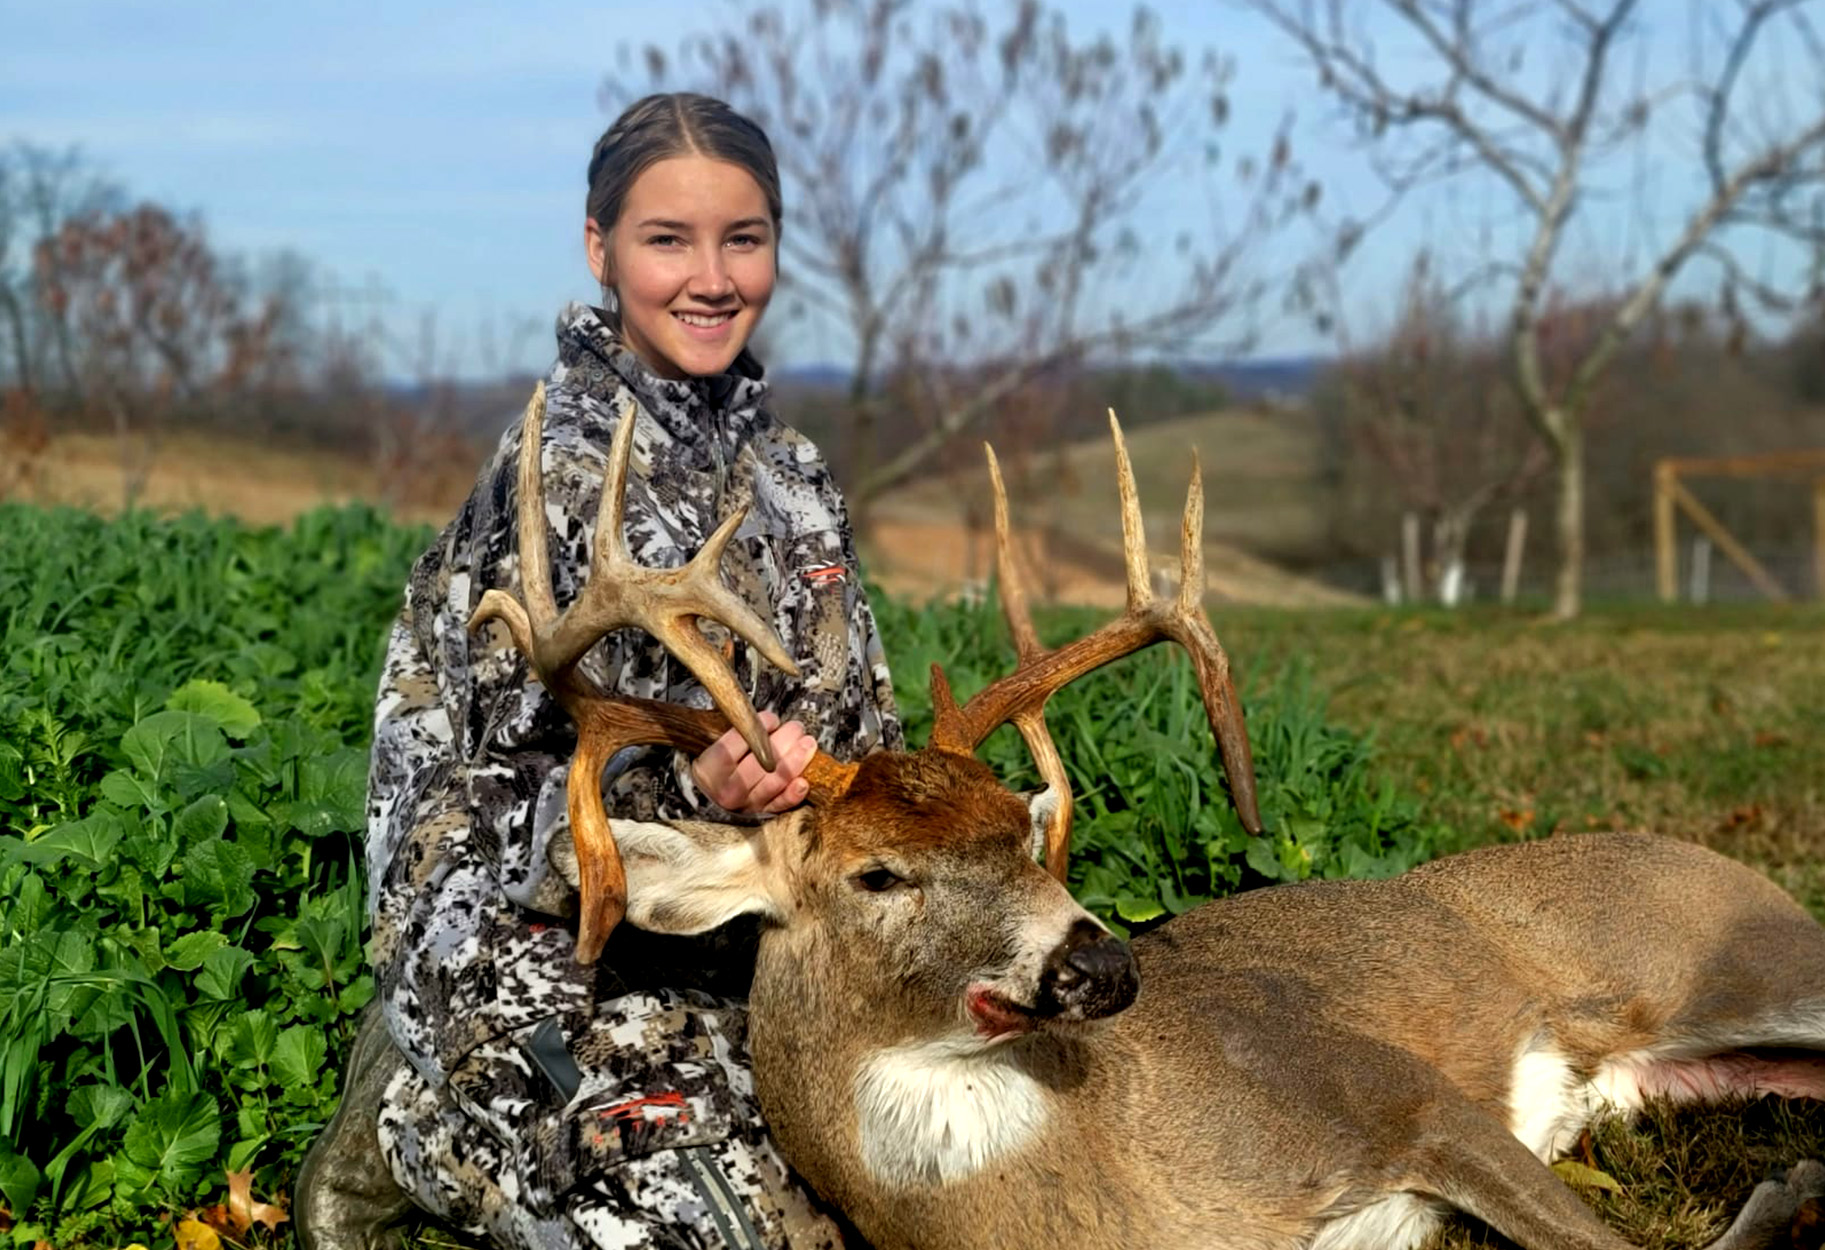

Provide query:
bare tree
left=36, top=204, right=284, bottom=506
left=1320, top=252, right=1549, bottom=598
left=0, top=144, right=120, bottom=397
left=1250, top=0, right=1825, bottom=617
left=608, top=1, right=1319, bottom=509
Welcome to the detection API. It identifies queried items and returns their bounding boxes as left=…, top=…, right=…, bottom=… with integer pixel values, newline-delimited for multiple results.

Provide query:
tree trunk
left=846, top=326, right=880, bottom=531
left=1550, top=412, right=1584, bottom=620
left=0, top=285, right=34, bottom=394
left=1433, top=510, right=1472, bottom=608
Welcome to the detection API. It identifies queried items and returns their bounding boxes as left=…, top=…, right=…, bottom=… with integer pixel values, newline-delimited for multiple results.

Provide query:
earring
left=602, top=286, right=620, bottom=317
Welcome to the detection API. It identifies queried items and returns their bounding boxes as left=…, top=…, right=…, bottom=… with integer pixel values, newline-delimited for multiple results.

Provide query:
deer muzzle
left=1034, top=918, right=1139, bottom=1022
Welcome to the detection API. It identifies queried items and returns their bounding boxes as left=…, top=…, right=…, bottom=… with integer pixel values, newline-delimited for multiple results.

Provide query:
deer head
left=470, top=385, right=1261, bottom=1020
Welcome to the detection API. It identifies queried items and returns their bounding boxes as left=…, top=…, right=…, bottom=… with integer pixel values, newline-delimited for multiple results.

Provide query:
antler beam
left=468, top=385, right=855, bottom=961
left=929, top=410, right=1263, bottom=879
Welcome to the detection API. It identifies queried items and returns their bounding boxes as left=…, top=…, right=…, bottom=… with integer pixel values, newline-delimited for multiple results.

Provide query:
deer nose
left=1038, top=919, right=1139, bottom=1020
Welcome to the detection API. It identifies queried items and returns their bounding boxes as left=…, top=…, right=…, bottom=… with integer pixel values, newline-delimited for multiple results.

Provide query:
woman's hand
left=690, top=710, right=819, bottom=816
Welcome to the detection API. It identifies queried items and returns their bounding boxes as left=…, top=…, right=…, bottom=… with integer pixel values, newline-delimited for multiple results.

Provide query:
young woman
left=295, top=93, right=900, bottom=1250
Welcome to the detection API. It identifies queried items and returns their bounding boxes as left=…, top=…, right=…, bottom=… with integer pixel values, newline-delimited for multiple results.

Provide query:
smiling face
left=586, top=153, right=777, bottom=379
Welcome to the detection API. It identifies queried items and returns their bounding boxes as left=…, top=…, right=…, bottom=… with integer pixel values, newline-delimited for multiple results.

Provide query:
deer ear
left=612, top=818, right=793, bottom=935
left=1023, top=785, right=1062, bottom=864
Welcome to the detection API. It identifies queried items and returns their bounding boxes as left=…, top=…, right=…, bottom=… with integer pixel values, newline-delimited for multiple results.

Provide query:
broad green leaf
left=95, top=864, right=147, bottom=919
left=337, top=973, right=376, bottom=1014
left=11, top=874, right=49, bottom=935
left=225, top=1010, right=278, bottom=1069
left=172, top=757, right=238, bottom=804
left=68, top=1083, right=134, bottom=1130
left=70, top=982, right=136, bottom=1039
left=122, top=711, right=229, bottom=780
left=1244, top=835, right=1286, bottom=881
left=1112, top=896, right=1165, bottom=923
left=99, top=768, right=162, bottom=811
left=0, top=1149, right=39, bottom=1219
left=120, top=1088, right=219, bottom=1190
left=196, top=946, right=256, bottom=1001
left=4, top=810, right=123, bottom=872
left=279, top=747, right=367, bottom=838
left=297, top=913, right=349, bottom=973
left=182, top=840, right=256, bottom=918
left=226, top=787, right=275, bottom=832
left=163, top=931, right=228, bottom=972
left=166, top=680, right=262, bottom=738
left=121, top=832, right=178, bottom=878
left=172, top=795, right=229, bottom=848
left=272, top=1025, right=329, bottom=1090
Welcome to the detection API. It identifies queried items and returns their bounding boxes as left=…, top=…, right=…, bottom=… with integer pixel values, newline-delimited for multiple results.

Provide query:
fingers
left=690, top=712, right=819, bottom=815
left=754, top=726, right=817, bottom=814
left=691, top=716, right=770, bottom=809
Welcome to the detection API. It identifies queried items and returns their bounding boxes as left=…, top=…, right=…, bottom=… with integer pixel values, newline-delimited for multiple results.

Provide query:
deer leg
left=1409, top=1095, right=1638, bottom=1250
left=1417, top=1092, right=1825, bottom=1250
left=1704, top=1160, right=1825, bottom=1250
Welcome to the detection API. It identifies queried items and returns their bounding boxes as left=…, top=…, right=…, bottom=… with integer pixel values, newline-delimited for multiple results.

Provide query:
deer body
left=614, top=751, right=1825, bottom=1250
left=484, top=390, right=1825, bottom=1250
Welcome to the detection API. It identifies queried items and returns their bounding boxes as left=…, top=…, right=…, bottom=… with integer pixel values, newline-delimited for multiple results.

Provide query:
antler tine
left=988, top=445, right=1044, bottom=664
left=469, top=387, right=839, bottom=963
left=929, top=410, right=1264, bottom=848
left=1110, top=406, right=1151, bottom=610
left=985, top=443, right=1075, bottom=880
left=1180, top=450, right=1204, bottom=616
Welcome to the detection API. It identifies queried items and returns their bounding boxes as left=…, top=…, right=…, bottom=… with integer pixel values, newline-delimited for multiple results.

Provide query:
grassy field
left=4, top=497, right=1824, bottom=1250
left=1213, top=603, right=1825, bottom=906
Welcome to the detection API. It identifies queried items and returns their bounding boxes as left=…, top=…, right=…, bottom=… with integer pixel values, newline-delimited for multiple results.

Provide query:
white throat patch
left=853, top=1037, right=1050, bottom=1188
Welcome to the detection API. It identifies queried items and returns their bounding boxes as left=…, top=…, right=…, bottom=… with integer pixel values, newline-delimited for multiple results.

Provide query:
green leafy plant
left=0, top=501, right=1435, bottom=1247
left=876, top=593, right=1438, bottom=932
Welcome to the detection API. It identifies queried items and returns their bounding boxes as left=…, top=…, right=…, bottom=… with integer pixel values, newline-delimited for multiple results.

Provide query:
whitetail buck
left=472, top=386, right=1825, bottom=1250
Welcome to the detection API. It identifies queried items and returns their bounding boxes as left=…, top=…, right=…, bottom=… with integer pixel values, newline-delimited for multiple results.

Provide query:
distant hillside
left=1175, top=356, right=1325, bottom=401
left=870, top=406, right=1337, bottom=571
left=772, top=355, right=1326, bottom=400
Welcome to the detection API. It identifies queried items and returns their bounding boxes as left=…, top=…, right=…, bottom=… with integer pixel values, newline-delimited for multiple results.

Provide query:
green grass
left=2, top=501, right=1823, bottom=1250
left=1204, top=604, right=1825, bottom=909
left=1437, top=1099, right=1825, bottom=1249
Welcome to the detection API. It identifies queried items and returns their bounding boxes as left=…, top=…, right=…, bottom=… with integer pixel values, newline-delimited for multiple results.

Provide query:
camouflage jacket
left=364, top=301, right=901, bottom=1209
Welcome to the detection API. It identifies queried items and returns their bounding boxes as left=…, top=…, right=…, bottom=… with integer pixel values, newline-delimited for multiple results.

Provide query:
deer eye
left=852, top=865, right=906, bottom=893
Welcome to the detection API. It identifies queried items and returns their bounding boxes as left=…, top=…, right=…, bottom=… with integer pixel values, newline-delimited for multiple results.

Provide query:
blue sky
left=3, top=1, right=1809, bottom=379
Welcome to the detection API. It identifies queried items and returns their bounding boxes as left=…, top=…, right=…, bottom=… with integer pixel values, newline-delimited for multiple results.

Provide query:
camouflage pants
left=373, top=991, right=845, bottom=1250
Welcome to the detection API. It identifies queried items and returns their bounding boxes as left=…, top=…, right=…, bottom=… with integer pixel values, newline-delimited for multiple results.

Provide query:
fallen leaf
left=1721, top=803, right=1767, bottom=832
left=1497, top=807, right=1535, bottom=833
left=1449, top=725, right=1489, bottom=753
left=1551, top=1158, right=1624, bottom=1194
left=225, top=1168, right=289, bottom=1234
left=175, top=1216, right=221, bottom=1250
